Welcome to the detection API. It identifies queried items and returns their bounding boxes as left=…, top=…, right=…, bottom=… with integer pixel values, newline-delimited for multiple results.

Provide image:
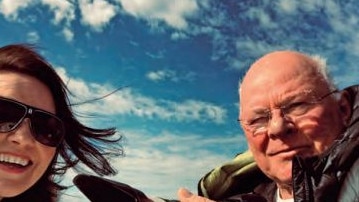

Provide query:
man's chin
left=275, top=167, right=293, bottom=184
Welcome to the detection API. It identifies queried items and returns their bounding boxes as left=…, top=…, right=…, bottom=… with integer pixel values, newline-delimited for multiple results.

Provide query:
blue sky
left=0, top=0, right=358, bottom=201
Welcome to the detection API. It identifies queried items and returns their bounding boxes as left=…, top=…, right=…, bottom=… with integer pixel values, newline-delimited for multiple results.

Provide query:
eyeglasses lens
left=0, top=98, right=64, bottom=147
left=0, top=99, right=26, bottom=132
left=31, top=111, right=64, bottom=147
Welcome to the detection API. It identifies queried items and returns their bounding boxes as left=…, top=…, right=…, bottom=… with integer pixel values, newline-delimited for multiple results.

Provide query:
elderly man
left=178, top=50, right=359, bottom=202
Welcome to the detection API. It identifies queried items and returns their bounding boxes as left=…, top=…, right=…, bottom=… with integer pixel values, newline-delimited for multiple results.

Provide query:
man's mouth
left=268, top=146, right=309, bottom=156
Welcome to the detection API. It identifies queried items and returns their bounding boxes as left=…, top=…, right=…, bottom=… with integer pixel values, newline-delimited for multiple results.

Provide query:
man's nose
left=6, top=118, right=35, bottom=146
left=267, top=109, right=292, bottom=138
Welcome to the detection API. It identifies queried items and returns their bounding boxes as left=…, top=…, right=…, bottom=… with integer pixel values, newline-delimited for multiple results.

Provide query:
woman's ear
left=338, top=91, right=352, bottom=125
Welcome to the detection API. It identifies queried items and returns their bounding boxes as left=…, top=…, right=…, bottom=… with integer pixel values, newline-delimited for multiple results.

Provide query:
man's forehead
left=249, top=51, right=313, bottom=74
left=241, top=51, right=319, bottom=89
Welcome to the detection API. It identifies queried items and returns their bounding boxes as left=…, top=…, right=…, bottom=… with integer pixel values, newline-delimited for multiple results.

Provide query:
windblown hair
left=0, top=44, right=123, bottom=201
left=309, top=54, right=336, bottom=91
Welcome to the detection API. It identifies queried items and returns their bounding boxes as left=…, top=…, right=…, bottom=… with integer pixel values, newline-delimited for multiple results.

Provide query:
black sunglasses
left=0, top=97, right=65, bottom=147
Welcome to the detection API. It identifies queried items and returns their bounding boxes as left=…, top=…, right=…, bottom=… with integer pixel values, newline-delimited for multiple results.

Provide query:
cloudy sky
left=0, top=0, right=358, bottom=201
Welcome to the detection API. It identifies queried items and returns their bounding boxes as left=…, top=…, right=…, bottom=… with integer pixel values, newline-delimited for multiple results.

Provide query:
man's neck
left=277, top=183, right=293, bottom=199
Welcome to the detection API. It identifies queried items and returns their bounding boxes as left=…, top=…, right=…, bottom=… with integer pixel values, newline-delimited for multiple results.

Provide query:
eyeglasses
left=0, top=97, right=65, bottom=147
left=239, top=89, right=339, bottom=136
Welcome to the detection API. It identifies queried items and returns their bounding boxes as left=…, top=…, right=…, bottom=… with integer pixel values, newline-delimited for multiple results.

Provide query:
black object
left=73, top=174, right=154, bottom=202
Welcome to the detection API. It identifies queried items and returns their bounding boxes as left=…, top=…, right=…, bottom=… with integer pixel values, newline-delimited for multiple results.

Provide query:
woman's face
left=0, top=71, right=57, bottom=198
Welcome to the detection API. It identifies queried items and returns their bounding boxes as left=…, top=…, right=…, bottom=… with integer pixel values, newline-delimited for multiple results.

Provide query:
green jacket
left=198, top=150, right=269, bottom=200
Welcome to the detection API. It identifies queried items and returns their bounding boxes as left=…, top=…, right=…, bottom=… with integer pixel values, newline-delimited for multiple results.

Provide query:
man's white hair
left=309, top=54, right=336, bottom=91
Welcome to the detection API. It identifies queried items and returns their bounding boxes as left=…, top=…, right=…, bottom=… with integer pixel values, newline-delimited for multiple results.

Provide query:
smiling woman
left=0, top=44, right=122, bottom=201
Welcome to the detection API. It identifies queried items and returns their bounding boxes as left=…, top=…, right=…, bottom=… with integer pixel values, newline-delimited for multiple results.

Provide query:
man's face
left=239, top=51, right=350, bottom=185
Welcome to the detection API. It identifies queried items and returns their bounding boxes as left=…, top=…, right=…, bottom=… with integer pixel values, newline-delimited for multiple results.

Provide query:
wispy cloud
left=146, top=69, right=176, bottom=82
left=0, top=0, right=119, bottom=39
left=62, top=27, right=74, bottom=42
left=146, top=69, right=196, bottom=83
left=26, top=31, right=40, bottom=43
left=56, top=67, right=226, bottom=124
left=0, top=0, right=200, bottom=36
left=59, top=128, right=245, bottom=199
left=117, top=0, right=198, bottom=29
left=41, top=0, right=75, bottom=41
left=276, top=0, right=298, bottom=13
left=111, top=129, right=244, bottom=198
left=41, top=0, right=75, bottom=26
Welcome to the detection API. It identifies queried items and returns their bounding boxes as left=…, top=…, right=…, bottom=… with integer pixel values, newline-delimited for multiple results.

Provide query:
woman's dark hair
left=0, top=44, right=123, bottom=201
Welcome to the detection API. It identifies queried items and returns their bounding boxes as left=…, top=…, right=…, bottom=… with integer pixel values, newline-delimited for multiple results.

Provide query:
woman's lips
left=0, top=153, right=32, bottom=174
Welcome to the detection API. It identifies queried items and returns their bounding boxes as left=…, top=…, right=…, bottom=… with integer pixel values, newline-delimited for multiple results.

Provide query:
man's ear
left=338, top=91, right=352, bottom=125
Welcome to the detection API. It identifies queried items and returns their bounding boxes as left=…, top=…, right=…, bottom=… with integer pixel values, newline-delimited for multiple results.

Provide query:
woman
left=0, top=44, right=122, bottom=201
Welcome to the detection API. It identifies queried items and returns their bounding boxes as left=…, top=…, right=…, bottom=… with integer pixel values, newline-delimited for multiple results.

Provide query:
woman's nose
left=6, top=118, right=35, bottom=146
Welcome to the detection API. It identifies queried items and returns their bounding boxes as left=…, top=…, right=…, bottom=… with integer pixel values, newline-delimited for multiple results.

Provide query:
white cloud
left=26, top=31, right=40, bottom=43
left=246, top=7, right=277, bottom=29
left=41, top=0, right=75, bottom=25
left=277, top=0, right=298, bottom=13
left=80, top=88, right=226, bottom=124
left=0, top=0, right=34, bottom=20
left=40, top=0, right=76, bottom=41
left=59, top=128, right=246, bottom=200
left=326, top=3, right=353, bottom=36
left=300, top=0, right=325, bottom=12
left=227, top=37, right=287, bottom=70
left=146, top=69, right=196, bottom=83
left=56, top=67, right=226, bottom=124
left=115, top=132, right=238, bottom=199
left=0, top=0, right=76, bottom=41
left=320, top=1, right=359, bottom=60
left=171, top=31, right=188, bottom=40
left=54, top=68, right=242, bottom=201
left=118, top=0, right=198, bottom=29
left=146, top=69, right=176, bottom=82
left=102, top=129, right=244, bottom=199
left=277, top=0, right=323, bottom=13
left=235, top=37, right=275, bottom=56
left=174, top=100, right=226, bottom=124
left=62, top=27, right=74, bottom=42
left=79, top=0, right=118, bottom=32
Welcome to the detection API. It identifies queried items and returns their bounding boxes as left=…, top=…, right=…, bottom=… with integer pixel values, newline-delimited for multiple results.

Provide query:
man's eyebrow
left=251, top=107, right=270, bottom=115
left=280, top=90, right=314, bottom=103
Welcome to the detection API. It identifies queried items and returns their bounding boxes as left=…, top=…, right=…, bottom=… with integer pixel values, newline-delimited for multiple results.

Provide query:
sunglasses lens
left=31, top=111, right=64, bottom=147
left=0, top=99, right=26, bottom=132
left=0, top=98, right=64, bottom=147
